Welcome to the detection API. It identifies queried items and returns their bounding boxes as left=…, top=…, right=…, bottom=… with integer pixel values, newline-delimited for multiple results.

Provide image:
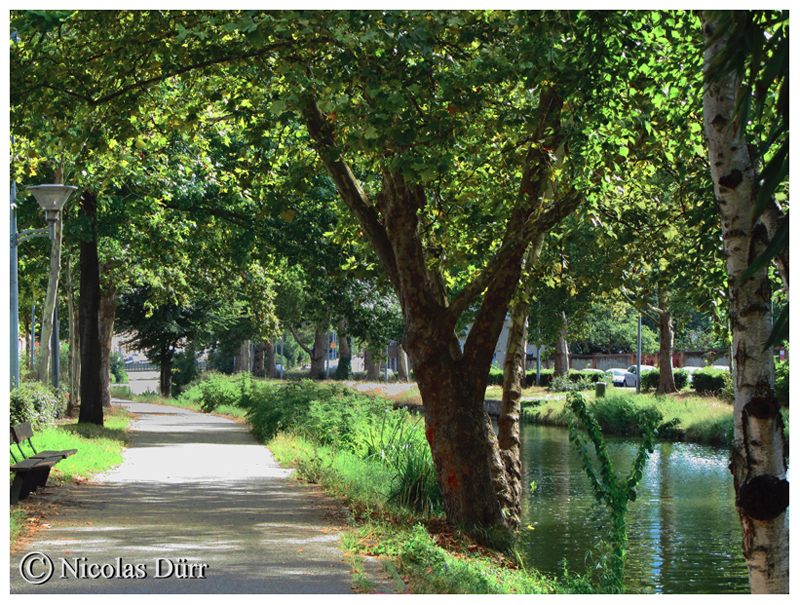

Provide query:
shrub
left=199, top=373, right=243, bottom=412
left=334, top=356, right=352, bottom=380
left=487, top=368, right=505, bottom=386
left=641, top=368, right=689, bottom=392
left=548, top=373, right=594, bottom=393
left=10, top=382, right=66, bottom=431
left=691, top=367, right=731, bottom=395
left=674, top=369, right=689, bottom=391
left=110, top=352, right=128, bottom=384
left=525, top=368, right=554, bottom=388
left=171, top=347, right=201, bottom=396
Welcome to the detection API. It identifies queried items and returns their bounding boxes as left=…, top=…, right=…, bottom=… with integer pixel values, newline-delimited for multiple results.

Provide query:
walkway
left=10, top=400, right=357, bottom=594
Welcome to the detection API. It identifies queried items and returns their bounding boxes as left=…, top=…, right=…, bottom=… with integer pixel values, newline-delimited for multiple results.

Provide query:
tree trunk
left=78, top=190, right=104, bottom=426
left=553, top=312, right=570, bottom=376
left=37, top=212, right=63, bottom=385
left=252, top=342, right=267, bottom=377
left=397, top=344, right=410, bottom=382
left=702, top=14, right=789, bottom=593
left=98, top=266, right=117, bottom=408
left=499, top=239, right=544, bottom=527
left=301, top=87, right=577, bottom=537
left=309, top=327, right=327, bottom=380
left=65, top=254, right=79, bottom=417
left=265, top=341, right=276, bottom=378
left=650, top=288, right=677, bottom=395
left=234, top=340, right=251, bottom=373
left=364, top=348, right=381, bottom=381
left=159, top=344, right=174, bottom=398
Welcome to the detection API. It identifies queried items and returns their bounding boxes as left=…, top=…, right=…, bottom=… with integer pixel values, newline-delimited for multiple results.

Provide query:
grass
left=269, top=430, right=593, bottom=594
left=10, top=405, right=134, bottom=546
left=518, top=387, right=791, bottom=447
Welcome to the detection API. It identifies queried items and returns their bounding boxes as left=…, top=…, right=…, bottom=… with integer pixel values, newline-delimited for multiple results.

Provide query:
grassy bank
left=10, top=405, right=134, bottom=546
left=522, top=389, right=789, bottom=446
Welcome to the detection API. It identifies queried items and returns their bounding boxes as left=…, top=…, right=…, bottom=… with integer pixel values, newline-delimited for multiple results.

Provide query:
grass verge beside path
left=268, top=431, right=592, bottom=594
left=10, top=405, right=134, bottom=547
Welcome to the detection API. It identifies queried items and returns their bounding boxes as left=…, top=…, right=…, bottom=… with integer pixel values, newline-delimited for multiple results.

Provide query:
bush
left=487, top=368, right=505, bottom=386
left=691, top=367, right=731, bottom=395
left=548, top=372, right=594, bottom=393
left=10, top=382, right=66, bottom=431
left=525, top=369, right=554, bottom=388
left=640, top=368, right=689, bottom=392
left=110, top=352, right=128, bottom=384
left=199, top=373, right=244, bottom=412
left=333, top=356, right=352, bottom=380
left=171, top=347, right=201, bottom=396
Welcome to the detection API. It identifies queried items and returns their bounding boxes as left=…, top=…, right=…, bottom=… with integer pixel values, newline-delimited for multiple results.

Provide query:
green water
left=517, top=424, right=751, bottom=593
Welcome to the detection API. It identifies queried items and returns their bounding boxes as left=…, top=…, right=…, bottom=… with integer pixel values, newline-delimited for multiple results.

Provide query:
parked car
left=623, top=365, right=655, bottom=388
left=605, top=368, right=628, bottom=387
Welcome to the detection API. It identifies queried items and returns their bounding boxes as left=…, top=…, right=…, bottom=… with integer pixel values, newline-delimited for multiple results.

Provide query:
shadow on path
left=10, top=400, right=355, bottom=594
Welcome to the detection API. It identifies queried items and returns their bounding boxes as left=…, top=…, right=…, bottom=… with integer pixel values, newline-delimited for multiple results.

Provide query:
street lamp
left=10, top=182, right=77, bottom=390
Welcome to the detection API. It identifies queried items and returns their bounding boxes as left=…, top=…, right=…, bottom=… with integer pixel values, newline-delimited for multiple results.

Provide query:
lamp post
left=10, top=183, right=77, bottom=389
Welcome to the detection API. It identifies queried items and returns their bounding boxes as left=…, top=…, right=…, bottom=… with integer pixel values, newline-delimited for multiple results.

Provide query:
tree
left=700, top=11, right=789, bottom=593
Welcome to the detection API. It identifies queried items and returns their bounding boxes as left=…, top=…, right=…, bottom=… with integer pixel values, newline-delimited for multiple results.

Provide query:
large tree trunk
left=364, top=349, right=381, bottom=381
left=37, top=208, right=63, bottom=385
left=702, top=14, right=789, bottom=593
left=252, top=342, right=268, bottom=377
left=301, top=87, right=577, bottom=536
left=159, top=344, right=174, bottom=398
left=78, top=190, right=103, bottom=426
left=309, top=327, right=327, bottom=380
left=234, top=340, right=251, bottom=373
left=650, top=288, right=677, bottom=395
left=290, top=325, right=327, bottom=380
left=98, top=266, right=117, bottom=408
left=499, top=239, right=544, bottom=527
left=553, top=312, right=570, bottom=377
left=65, top=253, right=79, bottom=417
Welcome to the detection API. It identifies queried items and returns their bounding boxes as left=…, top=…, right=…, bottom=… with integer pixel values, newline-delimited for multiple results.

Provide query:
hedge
left=691, top=367, right=732, bottom=395
left=10, top=382, right=66, bottom=431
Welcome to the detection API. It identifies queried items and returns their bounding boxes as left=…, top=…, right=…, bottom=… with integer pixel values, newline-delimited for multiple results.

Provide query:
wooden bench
left=10, top=422, right=77, bottom=505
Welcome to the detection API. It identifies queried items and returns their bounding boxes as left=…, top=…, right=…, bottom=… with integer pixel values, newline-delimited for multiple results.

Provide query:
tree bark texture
left=78, top=190, right=104, bottom=426
left=499, top=239, right=545, bottom=527
left=301, top=87, right=579, bottom=534
left=553, top=312, right=570, bottom=377
left=702, top=14, right=789, bottom=593
left=159, top=344, right=174, bottom=398
left=650, top=288, right=677, bottom=395
left=37, top=215, right=63, bottom=385
left=98, top=265, right=117, bottom=408
left=65, top=254, right=79, bottom=417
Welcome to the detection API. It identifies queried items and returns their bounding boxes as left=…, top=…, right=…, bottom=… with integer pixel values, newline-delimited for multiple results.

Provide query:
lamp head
left=26, top=184, right=78, bottom=239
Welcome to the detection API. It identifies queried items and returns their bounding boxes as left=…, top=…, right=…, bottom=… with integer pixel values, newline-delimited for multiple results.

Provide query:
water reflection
left=517, top=424, right=750, bottom=593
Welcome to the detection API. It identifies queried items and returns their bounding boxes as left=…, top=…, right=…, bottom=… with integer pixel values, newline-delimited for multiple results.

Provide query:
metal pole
left=385, top=345, right=389, bottom=382
left=11, top=185, right=20, bottom=389
left=637, top=315, right=642, bottom=394
left=536, top=345, right=541, bottom=387
left=280, top=333, right=284, bottom=380
left=51, top=305, right=59, bottom=389
left=30, top=304, right=36, bottom=370
left=326, top=327, right=330, bottom=379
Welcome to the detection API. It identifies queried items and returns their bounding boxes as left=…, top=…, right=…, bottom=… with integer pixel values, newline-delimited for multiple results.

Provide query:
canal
left=517, top=423, right=751, bottom=593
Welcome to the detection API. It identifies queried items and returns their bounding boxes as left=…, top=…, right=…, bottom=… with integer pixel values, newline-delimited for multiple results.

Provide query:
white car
left=605, top=368, right=628, bottom=387
left=623, top=365, right=655, bottom=388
